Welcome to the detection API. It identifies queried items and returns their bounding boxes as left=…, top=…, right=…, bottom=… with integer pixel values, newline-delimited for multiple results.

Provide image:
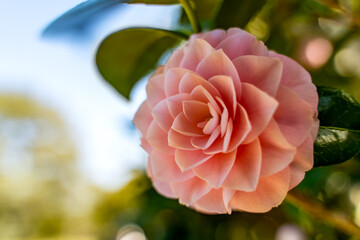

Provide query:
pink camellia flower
left=133, top=28, right=319, bottom=214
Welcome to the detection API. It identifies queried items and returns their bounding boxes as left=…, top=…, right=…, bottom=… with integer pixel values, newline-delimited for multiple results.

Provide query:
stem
left=286, top=190, right=360, bottom=237
left=179, top=0, right=201, bottom=33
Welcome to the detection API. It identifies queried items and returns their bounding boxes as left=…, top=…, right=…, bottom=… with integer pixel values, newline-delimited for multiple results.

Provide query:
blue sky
left=0, top=1, right=180, bottom=190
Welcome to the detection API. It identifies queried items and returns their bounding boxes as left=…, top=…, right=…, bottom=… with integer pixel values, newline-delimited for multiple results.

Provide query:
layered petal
left=179, top=72, right=220, bottom=97
left=171, top=177, right=212, bottom=205
left=175, top=149, right=213, bottom=171
left=196, top=50, right=242, bottom=101
left=194, top=189, right=229, bottom=214
left=193, top=150, right=237, bottom=188
left=258, top=119, right=296, bottom=177
left=270, top=51, right=318, bottom=112
left=153, top=179, right=176, bottom=199
left=168, top=128, right=196, bottom=150
left=274, top=85, right=313, bottom=147
left=152, top=98, right=174, bottom=132
left=146, top=73, right=166, bottom=107
left=230, top=167, right=290, bottom=213
left=146, top=120, right=174, bottom=155
left=222, top=139, right=262, bottom=191
left=165, top=48, right=184, bottom=71
left=133, top=100, right=153, bottom=136
left=233, top=55, right=282, bottom=97
left=166, top=93, right=192, bottom=118
left=172, top=112, right=204, bottom=136
left=164, top=68, right=190, bottom=97
left=180, top=39, right=215, bottom=71
left=240, top=83, right=279, bottom=144
left=208, top=75, right=237, bottom=118
left=149, top=150, right=194, bottom=182
left=216, top=32, right=268, bottom=60
left=199, top=29, right=226, bottom=48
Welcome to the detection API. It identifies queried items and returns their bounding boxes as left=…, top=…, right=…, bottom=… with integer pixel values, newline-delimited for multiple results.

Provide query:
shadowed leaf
left=314, top=87, right=360, bottom=167
left=314, top=127, right=360, bottom=167
left=96, top=27, right=186, bottom=99
left=214, top=0, right=266, bottom=29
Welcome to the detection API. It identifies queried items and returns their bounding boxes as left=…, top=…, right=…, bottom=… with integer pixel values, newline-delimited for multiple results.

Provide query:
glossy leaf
left=314, top=127, right=360, bottom=167
left=317, top=86, right=360, bottom=130
left=43, top=0, right=178, bottom=36
left=96, top=28, right=186, bottom=99
left=314, top=87, right=360, bottom=167
left=214, top=0, right=266, bottom=29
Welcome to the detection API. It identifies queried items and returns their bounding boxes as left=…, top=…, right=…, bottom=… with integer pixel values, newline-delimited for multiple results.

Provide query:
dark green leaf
left=96, top=28, right=186, bottom=99
left=314, top=87, right=360, bottom=167
left=214, top=0, right=266, bottom=29
left=317, top=86, right=360, bottom=130
left=314, top=127, right=360, bottom=167
left=43, top=0, right=179, bottom=37
left=191, top=0, right=223, bottom=22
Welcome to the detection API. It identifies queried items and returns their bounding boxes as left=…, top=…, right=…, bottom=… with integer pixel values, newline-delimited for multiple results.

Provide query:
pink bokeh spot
left=133, top=28, right=319, bottom=214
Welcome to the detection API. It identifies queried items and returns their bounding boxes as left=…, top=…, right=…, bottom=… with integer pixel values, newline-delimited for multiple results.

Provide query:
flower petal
left=164, top=68, right=190, bottom=97
left=230, top=167, right=290, bottom=213
left=191, top=85, right=222, bottom=114
left=193, top=150, right=237, bottom=188
left=203, top=104, right=220, bottom=135
left=180, top=39, right=215, bottom=71
left=200, top=29, right=226, bottom=48
left=152, top=98, right=173, bottom=132
left=241, top=83, right=278, bottom=144
left=196, top=49, right=241, bottom=101
left=209, top=75, right=237, bottom=118
left=216, top=32, right=267, bottom=60
left=183, top=100, right=210, bottom=123
left=175, top=149, right=213, bottom=171
left=191, top=125, right=221, bottom=149
left=274, top=85, right=313, bottom=147
left=194, top=189, right=229, bottom=214
left=223, top=188, right=236, bottom=214
left=269, top=51, right=318, bottom=113
left=232, top=55, right=282, bottom=97
left=165, top=48, right=184, bottom=71
left=133, top=100, right=153, bottom=136
left=146, top=120, right=174, bottom=155
left=292, top=134, right=314, bottom=171
left=146, top=73, right=166, bottom=107
left=288, top=164, right=305, bottom=190
left=227, top=27, right=246, bottom=36
left=222, top=138, right=262, bottom=191
left=259, top=119, right=296, bottom=177
left=149, top=150, right=194, bottom=182
left=227, top=103, right=252, bottom=152
left=153, top=179, right=176, bottom=198
left=168, top=128, right=196, bottom=150
left=179, top=72, right=220, bottom=97
left=166, top=93, right=192, bottom=118
left=170, top=177, right=212, bottom=205
left=216, top=97, right=229, bottom=137
left=172, top=112, right=204, bottom=137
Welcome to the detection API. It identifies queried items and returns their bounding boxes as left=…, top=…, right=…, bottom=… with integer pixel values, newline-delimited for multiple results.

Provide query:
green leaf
left=96, top=28, right=186, bottom=99
left=314, top=127, right=360, bottom=167
left=191, top=0, right=223, bottom=22
left=317, top=86, right=360, bottom=130
left=314, top=87, right=360, bottom=167
left=43, top=0, right=179, bottom=36
left=214, top=0, right=266, bottom=29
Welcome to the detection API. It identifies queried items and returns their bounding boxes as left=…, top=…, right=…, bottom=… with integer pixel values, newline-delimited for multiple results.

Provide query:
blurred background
left=1, top=0, right=360, bottom=239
